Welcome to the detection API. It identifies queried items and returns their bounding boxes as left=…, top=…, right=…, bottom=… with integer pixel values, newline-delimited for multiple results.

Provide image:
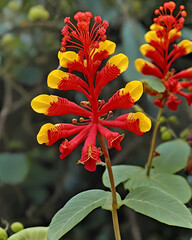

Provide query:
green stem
left=146, top=106, right=164, bottom=177
left=97, top=132, right=121, bottom=240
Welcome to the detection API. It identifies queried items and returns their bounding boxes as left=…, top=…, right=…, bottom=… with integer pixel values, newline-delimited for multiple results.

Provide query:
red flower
left=31, top=12, right=151, bottom=171
left=135, top=1, right=192, bottom=111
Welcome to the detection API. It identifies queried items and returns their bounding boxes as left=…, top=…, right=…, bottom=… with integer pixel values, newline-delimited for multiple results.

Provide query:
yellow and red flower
left=31, top=12, right=151, bottom=171
left=135, top=1, right=192, bottom=111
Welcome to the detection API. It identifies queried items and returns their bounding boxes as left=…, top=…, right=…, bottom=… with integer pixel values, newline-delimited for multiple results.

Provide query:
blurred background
left=0, top=0, right=192, bottom=239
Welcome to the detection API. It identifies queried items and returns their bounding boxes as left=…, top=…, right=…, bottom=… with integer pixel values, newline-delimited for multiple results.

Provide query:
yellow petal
left=150, top=24, right=163, bottom=31
left=31, top=94, right=58, bottom=114
left=47, top=69, right=69, bottom=89
left=132, top=112, right=151, bottom=132
left=140, top=44, right=156, bottom=56
left=124, top=81, right=143, bottom=101
left=37, top=123, right=55, bottom=144
left=107, top=53, right=129, bottom=73
left=58, top=51, right=79, bottom=68
left=168, top=28, right=181, bottom=40
left=93, top=40, right=116, bottom=56
left=178, top=39, right=192, bottom=54
left=145, top=30, right=160, bottom=43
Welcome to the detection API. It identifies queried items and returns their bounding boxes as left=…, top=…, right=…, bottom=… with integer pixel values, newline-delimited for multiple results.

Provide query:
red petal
left=48, top=97, right=92, bottom=117
left=99, top=90, right=134, bottom=116
left=59, top=124, right=92, bottom=159
left=97, top=124, right=124, bottom=150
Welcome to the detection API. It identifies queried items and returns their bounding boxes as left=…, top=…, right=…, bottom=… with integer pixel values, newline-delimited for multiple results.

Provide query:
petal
left=95, top=64, right=121, bottom=97
left=58, top=51, right=79, bottom=68
left=59, top=124, right=92, bottom=159
left=140, top=44, right=164, bottom=69
left=135, top=58, right=163, bottom=78
left=31, top=94, right=91, bottom=117
left=145, top=30, right=160, bottom=43
left=99, top=90, right=134, bottom=116
left=78, top=124, right=101, bottom=171
left=172, top=67, right=192, bottom=80
left=47, top=69, right=89, bottom=94
left=97, top=124, right=124, bottom=150
left=107, top=53, right=129, bottom=73
left=37, top=123, right=84, bottom=146
left=31, top=94, right=58, bottom=114
left=123, top=81, right=143, bottom=101
left=165, top=95, right=181, bottom=111
left=130, top=112, right=151, bottom=133
left=168, top=29, right=181, bottom=42
left=92, top=40, right=116, bottom=57
left=177, top=40, right=192, bottom=54
left=101, top=112, right=151, bottom=135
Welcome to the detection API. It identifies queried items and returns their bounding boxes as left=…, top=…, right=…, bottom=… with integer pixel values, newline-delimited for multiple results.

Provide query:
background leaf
left=48, top=189, right=112, bottom=240
left=121, top=19, right=147, bottom=80
left=124, top=169, right=192, bottom=203
left=152, top=139, right=190, bottom=173
left=8, top=227, right=48, bottom=240
left=102, top=165, right=142, bottom=188
left=0, top=153, right=29, bottom=184
left=124, top=186, right=192, bottom=229
left=140, top=78, right=166, bottom=93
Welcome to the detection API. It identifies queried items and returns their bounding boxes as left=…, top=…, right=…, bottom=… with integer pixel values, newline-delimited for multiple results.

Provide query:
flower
left=31, top=12, right=151, bottom=171
left=135, top=1, right=192, bottom=111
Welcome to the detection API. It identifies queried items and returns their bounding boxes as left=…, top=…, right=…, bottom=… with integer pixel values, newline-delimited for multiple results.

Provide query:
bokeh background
left=0, top=0, right=192, bottom=239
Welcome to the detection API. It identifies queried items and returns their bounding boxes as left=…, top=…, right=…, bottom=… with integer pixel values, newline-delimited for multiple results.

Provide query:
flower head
left=135, top=1, right=192, bottom=111
left=31, top=12, right=151, bottom=171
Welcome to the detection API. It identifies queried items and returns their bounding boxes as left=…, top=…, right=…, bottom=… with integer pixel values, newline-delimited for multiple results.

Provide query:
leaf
left=101, top=192, right=122, bottom=211
left=181, top=27, right=192, bottom=41
left=14, top=65, right=43, bottom=86
left=153, top=139, right=190, bottom=173
left=124, top=169, right=192, bottom=203
left=124, top=186, right=192, bottom=229
left=140, top=78, right=166, bottom=93
left=0, top=153, right=29, bottom=184
left=121, top=19, right=148, bottom=80
left=8, top=227, right=48, bottom=240
left=48, top=189, right=113, bottom=240
left=102, top=165, right=142, bottom=188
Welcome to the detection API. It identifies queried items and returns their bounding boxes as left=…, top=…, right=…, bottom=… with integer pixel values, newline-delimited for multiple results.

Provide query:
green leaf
left=121, top=19, right=147, bottom=80
left=8, top=227, right=48, bottom=240
left=14, top=65, right=43, bottom=86
left=124, top=186, right=192, bottom=229
left=102, top=165, right=142, bottom=188
left=124, top=169, right=192, bottom=203
left=140, top=78, right=165, bottom=93
left=48, top=189, right=113, bottom=240
left=153, top=139, right=190, bottom=173
left=0, top=153, right=29, bottom=184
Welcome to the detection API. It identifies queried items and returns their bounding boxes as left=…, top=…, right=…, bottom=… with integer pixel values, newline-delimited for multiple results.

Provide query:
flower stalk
left=146, top=105, right=164, bottom=177
left=97, top=132, right=121, bottom=240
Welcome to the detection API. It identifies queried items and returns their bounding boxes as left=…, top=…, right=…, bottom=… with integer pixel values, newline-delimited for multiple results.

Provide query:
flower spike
left=31, top=12, right=151, bottom=171
left=135, top=1, right=192, bottom=111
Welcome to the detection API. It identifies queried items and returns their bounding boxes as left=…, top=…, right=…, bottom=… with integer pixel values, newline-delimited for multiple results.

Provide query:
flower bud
left=180, top=128, right=190, bottom=139
left=168, top=115, right=179, bottom=124
left=161, top=130, right=172, bottom=141
left=0, top=227, right=7, bottom=240
left=160, top=126, right=167, bottom=133
left=28, top=5, right=50, bottom=21
left=159, top=116, right=167, bottom=124
left=10, top=222, right=24, bottom=233
left=7, top=0, right=21, bottom=12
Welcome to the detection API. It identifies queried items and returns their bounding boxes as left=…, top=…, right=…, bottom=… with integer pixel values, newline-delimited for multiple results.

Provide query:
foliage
left=0, top=0, right=192, bottom=240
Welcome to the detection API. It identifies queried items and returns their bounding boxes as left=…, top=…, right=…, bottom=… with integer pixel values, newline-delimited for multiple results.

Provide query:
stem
left=146, top=106, right=164, bottom=177
left=97, top=132, right=121, bottom=240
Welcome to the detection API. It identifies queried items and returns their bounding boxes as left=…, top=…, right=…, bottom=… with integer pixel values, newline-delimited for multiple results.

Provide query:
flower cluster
left=31, top=12, right=151, bottom=171
left=135, top=1, right=192, bottom=110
